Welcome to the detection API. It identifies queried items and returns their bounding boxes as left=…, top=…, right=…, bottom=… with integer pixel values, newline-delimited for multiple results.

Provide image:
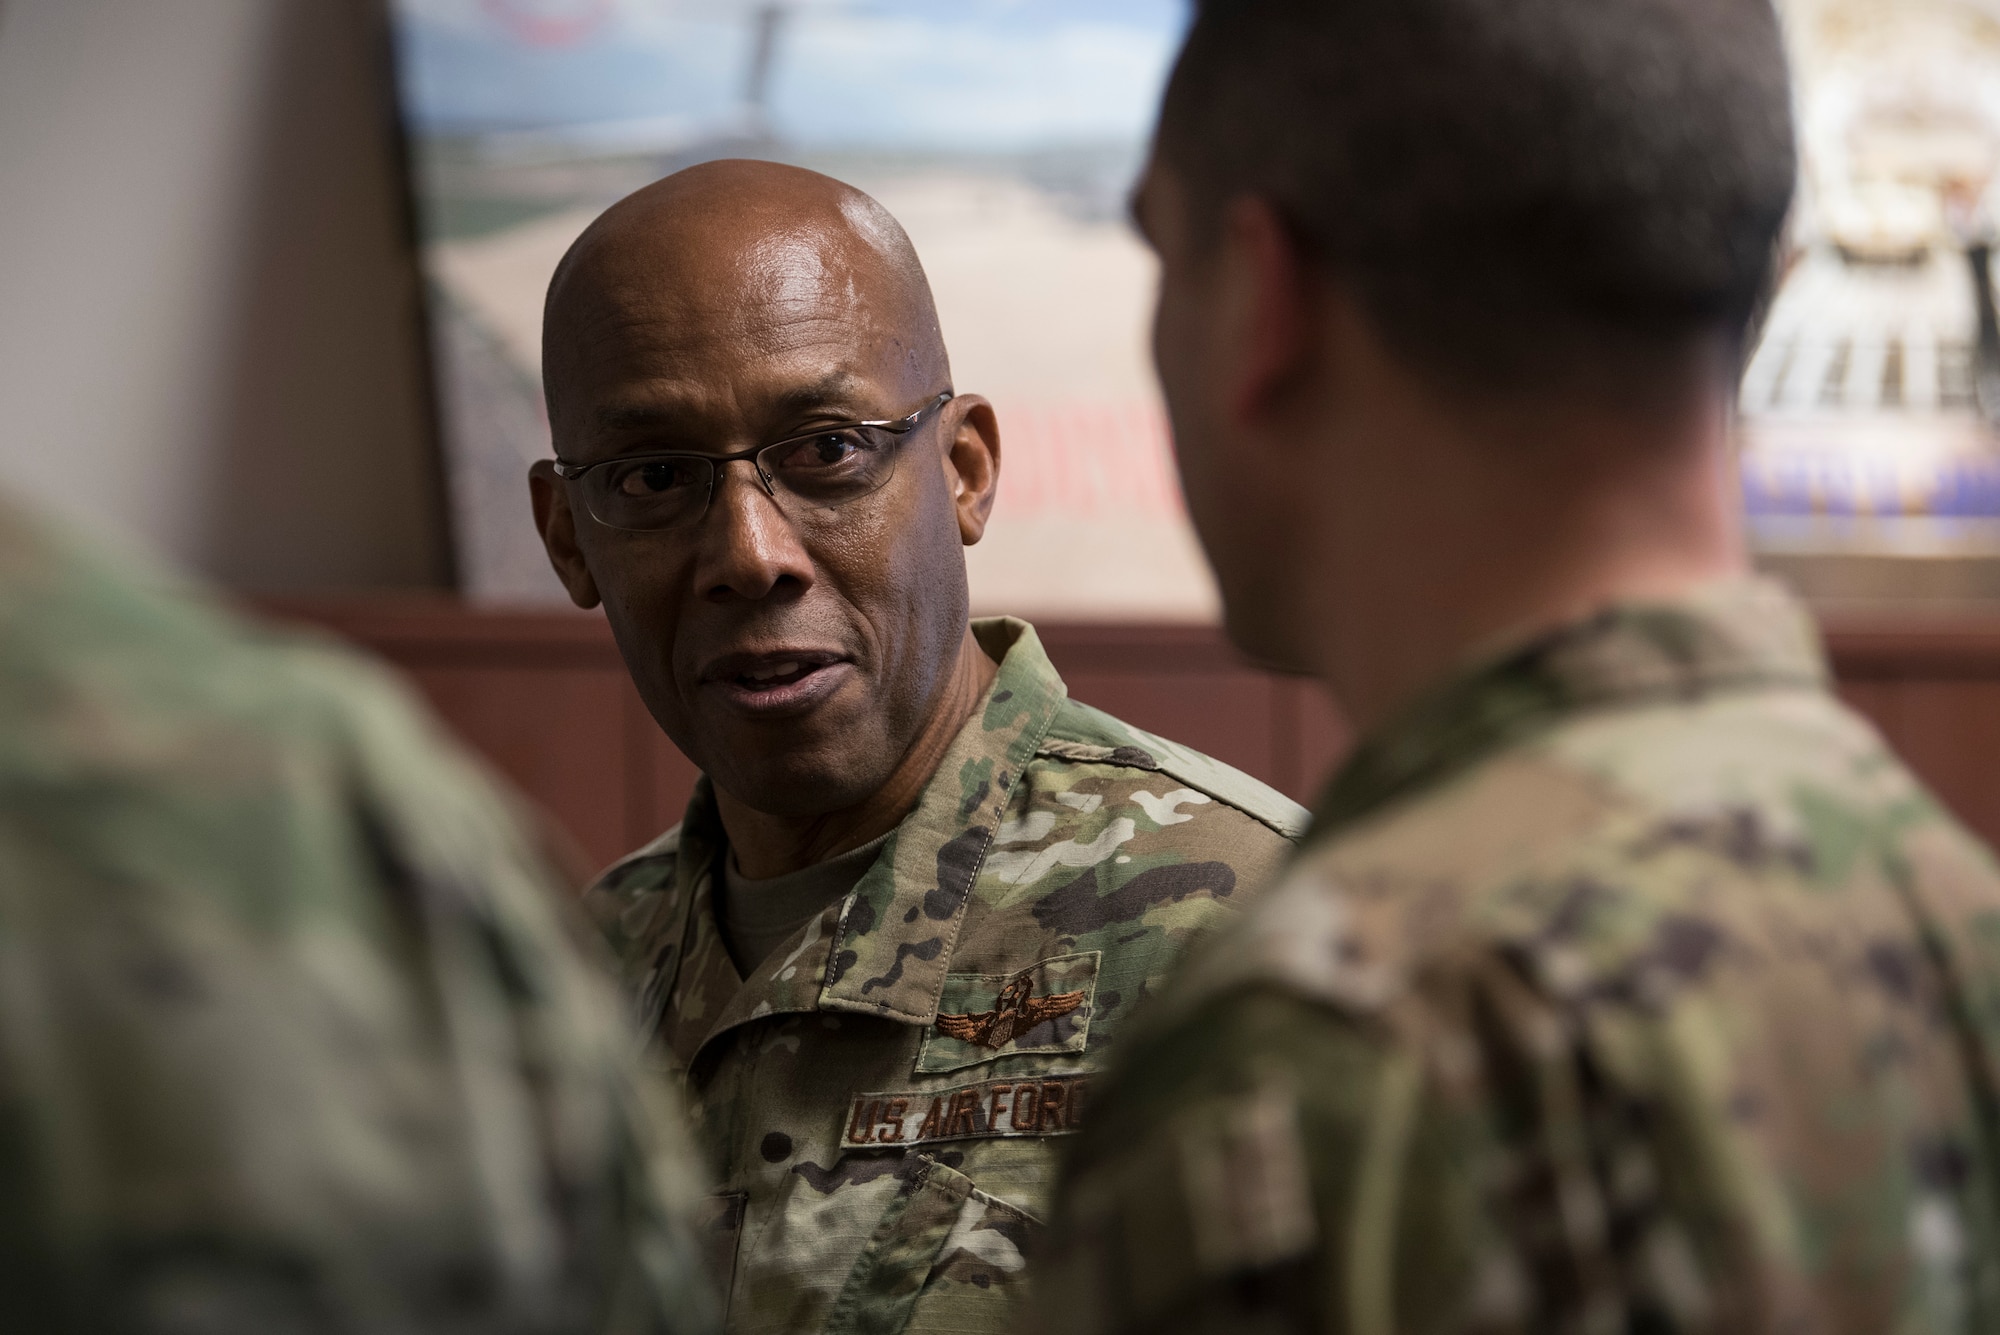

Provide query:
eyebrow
left=593, top=371, right=870, bottom=433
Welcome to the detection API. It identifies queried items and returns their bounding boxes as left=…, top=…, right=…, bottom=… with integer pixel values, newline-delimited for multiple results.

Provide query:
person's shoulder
left=1164, top=680, right=2000, bottom=1029
left=1049, top=685, right=2000, bottom=1335
left=595, top=822, right=686, bottom=890
left=1041, top=695, right=1310, bottom=843
left=945, top=697, right=1305, bottom=1008
left=0, top=504, right=535, bottom=875
left=1539, top=676, right=2000, bottom=897
left=0, top=502, right=720, bottom=1328
left=584, top=823, right=687, bottom=970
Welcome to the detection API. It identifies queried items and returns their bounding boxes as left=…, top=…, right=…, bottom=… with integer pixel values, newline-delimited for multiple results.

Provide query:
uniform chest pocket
left=824, top=1156, right=1039, bottom=1335
left=915, top=951, right=1099, bottom=1074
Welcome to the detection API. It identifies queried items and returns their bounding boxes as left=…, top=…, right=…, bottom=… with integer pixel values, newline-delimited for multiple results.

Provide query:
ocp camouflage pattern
left=1036, top=578, right=2000, bottom=1335
left=587, top=618, right=1305, bottom=1335
left=0, top=498, right=719, bottom=1334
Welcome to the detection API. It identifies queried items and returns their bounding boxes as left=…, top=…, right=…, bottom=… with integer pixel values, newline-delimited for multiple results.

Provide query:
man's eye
left=615, top=460, right=702, bottom=496
left=778, top=431, right=864, bottom=469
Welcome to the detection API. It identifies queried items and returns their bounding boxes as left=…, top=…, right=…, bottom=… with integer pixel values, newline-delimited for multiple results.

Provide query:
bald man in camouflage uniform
left=0, top=496, right=716, bottom=1333
left=530, top=161, right=1303, bottom=1334
left=1036, top=0, right=2000, bottom=1331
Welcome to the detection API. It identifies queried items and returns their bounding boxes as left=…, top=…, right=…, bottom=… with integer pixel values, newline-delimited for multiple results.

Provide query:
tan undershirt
left=718, top=832, right=891, bottom=975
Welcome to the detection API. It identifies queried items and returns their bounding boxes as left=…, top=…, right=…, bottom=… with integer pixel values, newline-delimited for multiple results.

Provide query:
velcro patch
left=842, top=1074, right=1092, bottom=1149
left=916, top=951, right=1099, bottom=1074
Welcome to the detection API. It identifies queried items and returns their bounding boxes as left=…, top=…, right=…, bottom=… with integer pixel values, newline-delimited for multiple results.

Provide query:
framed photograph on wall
left=387, top=0, right=1215, bottom=618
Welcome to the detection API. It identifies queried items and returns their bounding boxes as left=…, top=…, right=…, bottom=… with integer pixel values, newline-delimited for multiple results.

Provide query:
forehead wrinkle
left=584, top=245, right=879, bottom=359
left=594, top=370, right=870, bottom=434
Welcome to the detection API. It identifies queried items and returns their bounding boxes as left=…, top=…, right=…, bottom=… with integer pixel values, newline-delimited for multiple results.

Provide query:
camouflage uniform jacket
left=0, top=500, right=717, bottom=1334
left=587, top=617, right=1305, bottom=1335
left=1036, top=578, right=2000, bottom=1334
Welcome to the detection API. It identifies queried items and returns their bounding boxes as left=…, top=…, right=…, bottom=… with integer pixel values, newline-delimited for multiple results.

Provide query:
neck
left=716, top=628, right=998, bottom=878
left=1306, top=382, right=1747, bottom=737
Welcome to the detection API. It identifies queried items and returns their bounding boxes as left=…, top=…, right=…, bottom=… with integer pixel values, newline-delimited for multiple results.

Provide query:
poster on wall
left=388, top=0, right=1211, bottom=618
left=1744, top=0, right=2000, bottom=606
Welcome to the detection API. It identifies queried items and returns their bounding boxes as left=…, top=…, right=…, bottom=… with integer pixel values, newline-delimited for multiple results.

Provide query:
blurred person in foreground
left=1034, top=0, right=2000, bottom=1331
left=0, top=494, right=717, bottom=1334
left=528, top=160, right=1304, bottom=1333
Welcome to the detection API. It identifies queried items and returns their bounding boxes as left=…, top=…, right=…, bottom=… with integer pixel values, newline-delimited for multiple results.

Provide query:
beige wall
left=0, top=0, right=449, bottom=590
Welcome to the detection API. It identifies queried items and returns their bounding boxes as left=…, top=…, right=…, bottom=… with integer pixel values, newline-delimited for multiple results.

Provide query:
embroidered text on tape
left=842, top=1074, right=1091, bottom=1148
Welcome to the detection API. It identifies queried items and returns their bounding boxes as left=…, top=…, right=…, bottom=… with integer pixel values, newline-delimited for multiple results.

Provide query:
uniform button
left=761, top=1131, right=794, bottom=1162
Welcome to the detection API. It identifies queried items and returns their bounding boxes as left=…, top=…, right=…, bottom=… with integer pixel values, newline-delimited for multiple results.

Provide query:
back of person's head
left=1157, top=0, right=1797, bottom=401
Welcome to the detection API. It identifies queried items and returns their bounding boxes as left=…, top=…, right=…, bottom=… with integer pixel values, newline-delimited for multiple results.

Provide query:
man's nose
left=691, top=460, right=815, bottom=602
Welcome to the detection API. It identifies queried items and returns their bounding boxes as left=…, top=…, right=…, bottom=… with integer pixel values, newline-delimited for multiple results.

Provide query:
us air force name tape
left=841, top=1074, right=1092, bottom=1149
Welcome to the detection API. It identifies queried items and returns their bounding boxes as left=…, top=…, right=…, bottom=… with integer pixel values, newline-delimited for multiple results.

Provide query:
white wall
left=0, top=0, right=449, bottom=590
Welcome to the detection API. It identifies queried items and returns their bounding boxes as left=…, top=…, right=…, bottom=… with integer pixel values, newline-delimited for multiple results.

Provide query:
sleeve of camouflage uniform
left=0, top=504, right=721, bottom=1335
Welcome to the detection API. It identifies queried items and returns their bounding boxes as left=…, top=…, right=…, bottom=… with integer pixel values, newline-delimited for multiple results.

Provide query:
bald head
left=543, top=160, right=949, bottom=439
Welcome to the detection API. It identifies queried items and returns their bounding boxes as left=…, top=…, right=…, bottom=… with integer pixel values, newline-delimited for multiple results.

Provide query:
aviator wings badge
left=935, top=973, right=1086, bottom=1050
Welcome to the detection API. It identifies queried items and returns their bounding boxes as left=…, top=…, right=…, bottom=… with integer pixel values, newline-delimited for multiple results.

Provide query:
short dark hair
left=1157, top=0, right=1797, bottom=395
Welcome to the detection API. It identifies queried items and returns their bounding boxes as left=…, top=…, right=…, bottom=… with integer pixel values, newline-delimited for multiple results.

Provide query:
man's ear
left=942, top=395, right=1001, bottom=546
left=1217, top=196, right=1317, bottom=424
left=528, top=461, right=604, bottom=609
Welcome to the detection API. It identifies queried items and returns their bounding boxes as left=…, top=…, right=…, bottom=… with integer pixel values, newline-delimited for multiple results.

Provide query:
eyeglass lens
left=582, top=423, right=904, bottom=532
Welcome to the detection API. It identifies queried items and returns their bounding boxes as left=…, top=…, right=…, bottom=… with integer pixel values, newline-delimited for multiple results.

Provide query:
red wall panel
left=261, top=598, right=2000, bottom=876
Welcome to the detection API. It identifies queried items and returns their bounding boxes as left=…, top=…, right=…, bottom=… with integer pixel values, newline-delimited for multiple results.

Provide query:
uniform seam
left=1032, top=739, right=1312, bottom=835
left=1030, top=749, right=1306, bottom=842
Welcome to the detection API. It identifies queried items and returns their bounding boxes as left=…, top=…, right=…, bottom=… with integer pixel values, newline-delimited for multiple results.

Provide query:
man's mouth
left=738, top=659, right=816, bottom=688
left=702, top=650, right=852, bottom=714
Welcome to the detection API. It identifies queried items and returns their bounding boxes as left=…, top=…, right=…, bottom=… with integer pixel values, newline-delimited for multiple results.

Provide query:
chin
left=1221, top=603, right=1314, bottom=676
left=1187, top=488, right=1316, bottom=675
left=1211, top=556, right=1315, bottom=676
left=705, top=742, right=886, bottom=820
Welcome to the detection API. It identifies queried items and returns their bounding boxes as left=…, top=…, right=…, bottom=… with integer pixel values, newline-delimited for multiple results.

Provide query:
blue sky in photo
left=393, top=0, right=1190, bottom=149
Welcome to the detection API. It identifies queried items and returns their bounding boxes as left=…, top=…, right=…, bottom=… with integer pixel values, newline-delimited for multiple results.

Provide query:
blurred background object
left=1744, top=0, right=2000, bottom=610
left=15, top=1, right=2000, bottom=866
left=0, top=0, right=451, bottom=590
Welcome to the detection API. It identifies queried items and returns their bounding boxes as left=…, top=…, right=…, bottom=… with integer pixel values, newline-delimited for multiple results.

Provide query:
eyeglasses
left=552, top=391, right=955, bottom=533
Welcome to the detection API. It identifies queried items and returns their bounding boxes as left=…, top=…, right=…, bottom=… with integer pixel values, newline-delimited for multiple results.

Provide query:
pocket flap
left=824, top=1157, right=1040, bottom=1335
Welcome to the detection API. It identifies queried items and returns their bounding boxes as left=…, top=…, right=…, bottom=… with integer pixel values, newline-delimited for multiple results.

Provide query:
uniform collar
left=1305, top=578, right=1828, bottom=848
left=660, top=618, right=1069, bottom=1065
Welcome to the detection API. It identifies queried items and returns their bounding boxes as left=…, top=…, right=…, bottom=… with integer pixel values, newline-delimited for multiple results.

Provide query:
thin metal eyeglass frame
left=551, top=390, right=955, bottom=530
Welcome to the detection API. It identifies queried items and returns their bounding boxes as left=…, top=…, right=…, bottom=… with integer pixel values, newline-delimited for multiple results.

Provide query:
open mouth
left=735, top=659, right=821, bottom=690
left=703, top=650, right=851, bottom=711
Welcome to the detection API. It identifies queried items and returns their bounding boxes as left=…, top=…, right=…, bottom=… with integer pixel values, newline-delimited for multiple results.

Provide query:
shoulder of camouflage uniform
left=0, top=501, right=722, bottom=1331
left=0, top=499, right=553, bottom=889
left=583, top=822, right=687, bottom=976
left=1043, top=696, right=1310, bottom=841
left=0, top=499, right=671, bottom=1057
left=595, top=822, right=686, bottom=888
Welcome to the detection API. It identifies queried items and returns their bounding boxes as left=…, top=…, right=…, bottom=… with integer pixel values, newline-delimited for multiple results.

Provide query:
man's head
left=1135, top=0, right=1796, bottom=668
left=531, top=161, right=1001, bottom=818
